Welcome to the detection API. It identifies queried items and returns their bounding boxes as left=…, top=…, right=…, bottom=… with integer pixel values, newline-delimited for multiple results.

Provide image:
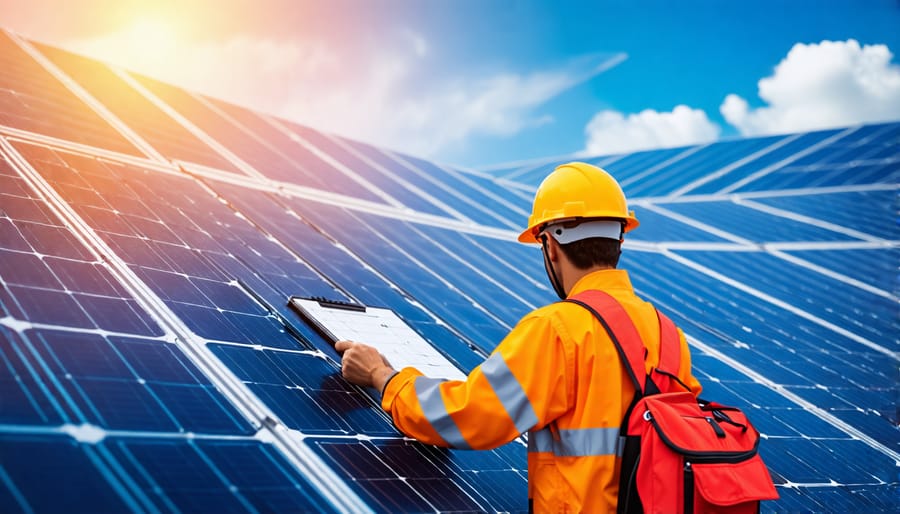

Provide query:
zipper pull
left=705, top=416, right=726, bottom=438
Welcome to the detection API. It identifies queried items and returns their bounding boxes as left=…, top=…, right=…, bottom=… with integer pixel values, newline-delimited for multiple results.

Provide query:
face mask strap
left=540, top=232, right=567, bottom=300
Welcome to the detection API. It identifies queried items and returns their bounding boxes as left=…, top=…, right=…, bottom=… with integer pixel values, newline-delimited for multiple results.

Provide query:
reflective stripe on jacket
left=381, top=269, right=702, bottom=513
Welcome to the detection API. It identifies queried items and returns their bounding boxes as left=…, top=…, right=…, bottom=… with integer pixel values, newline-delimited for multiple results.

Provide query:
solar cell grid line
left=0, top=157, right=164, bottom=338
left=0, top=433, right=141, bottom=513
left=480, top=152, right=568, bottom=181
left=366, top=216, right=541, bottom=326
left=659, top=248, right=898, bottom=362
left=745, top=159, right=898, bottom=191
left=10, top=32, right=167, bottom=164
left=440, top=162, right=533, bottom=220
left=196, top=97, right=392, bottom=204
left=191, top=93, right=417, bottom=211
left=787, top=121, right=900, bottom=167
left=30, top=41, right=246, bottom=176
left=8, top=141, right=349, bottom=349
left=672, top=249, right=899, bottom=352
left=208, top=343, right=397, bottom=436
left=359, top=144, right=523, bottom=229
left=782, top=247, right=899, bottom=293
left=624, top=138, right=781, bottom=197
left=491, top=177, right=535, bottom=203
left=264, top=116, right=408, bottom=209
left=435, top=161, right=533, bottom=215
left=307, top=437, right=529, bottom=514
left=493, top=151, right=627, bottom=186
left=26, top=328, right=254, bottom=434
left=0, top=141, right=268, bottom=432
left=735, top=194, right=890, bottom=242
left=625, top=205, right=737, bottom=243
left=325, top=133, right=473, bottom=219
left=2, top=140, right=370, bottom=513
left=102, top=437, right=339, bottom=514
left=202, top=180, right=488, bottom=373
left=496, top=176, right=538, bottom=196
left=717, top=125, right=863, bottom=194
left=270, top=125, right=443, bottom=214
left=622, top=250, right=897, bottom=389
left=0, top=146, right=344, bottom=512
left=766, top=246, right=897, bottom=303
left=667, top=133, right=804, bottom=197
left=1, top=325, right=69, bottom=429
left=682, top=130, right=846, bottom=195
left=414, top=225, right=556, bottom=306
left=389, top=152, right=526, bottom=230
left=611, top=144, right=706, bottom=190
left=488, top=162, right=543, bottom=183
left=653, top=198, right=866, bottom=243
left=855, top=122, right=900, bottom=159
left=0, top=31, right=143, bottom=158
left=337, top=135, right=507, bottom=226
left=122, top=70, right=270, bottom=182
left=633, top=202, right=757, bottom=245
left=293, top=201, right=514, bottom=353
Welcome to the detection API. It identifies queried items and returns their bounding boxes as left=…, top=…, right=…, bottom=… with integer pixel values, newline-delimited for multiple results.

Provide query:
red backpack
left=567, top=290, right=779, bottom=514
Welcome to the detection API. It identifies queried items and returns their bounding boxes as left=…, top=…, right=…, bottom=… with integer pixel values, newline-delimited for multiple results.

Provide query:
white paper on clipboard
left=289, top=297, right=467, bottom=381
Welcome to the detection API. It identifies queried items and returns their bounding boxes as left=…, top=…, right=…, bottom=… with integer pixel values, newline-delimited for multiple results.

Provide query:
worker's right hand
left=334, top=340, right=395, bottom=391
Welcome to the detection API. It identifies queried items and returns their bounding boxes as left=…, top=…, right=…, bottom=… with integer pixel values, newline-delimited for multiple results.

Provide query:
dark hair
left=559, top=237, right=622, bottom=269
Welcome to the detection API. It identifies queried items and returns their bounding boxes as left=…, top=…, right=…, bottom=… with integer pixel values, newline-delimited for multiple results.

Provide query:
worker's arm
left=338, top=313, right=572, bottom=450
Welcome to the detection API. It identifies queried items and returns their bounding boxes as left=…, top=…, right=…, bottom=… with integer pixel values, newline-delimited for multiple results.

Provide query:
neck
left=559, top=264, right=614, bottom=297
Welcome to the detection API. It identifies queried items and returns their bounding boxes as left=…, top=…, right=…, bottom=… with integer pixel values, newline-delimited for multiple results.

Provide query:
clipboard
left=288, top=296, right=467, bottom=381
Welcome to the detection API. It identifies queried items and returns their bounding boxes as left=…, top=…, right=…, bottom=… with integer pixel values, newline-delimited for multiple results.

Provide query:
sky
left=2, top=0, right=900, bottom=169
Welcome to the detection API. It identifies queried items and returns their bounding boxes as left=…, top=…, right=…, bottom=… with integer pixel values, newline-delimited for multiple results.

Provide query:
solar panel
left=0, top=28, right=897, bottom=513
left=0, top=33, right=142, bottom=157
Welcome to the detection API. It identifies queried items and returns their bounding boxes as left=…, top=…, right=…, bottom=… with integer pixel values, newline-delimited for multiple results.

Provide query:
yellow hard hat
left=518, top=162, right=639, bottom=243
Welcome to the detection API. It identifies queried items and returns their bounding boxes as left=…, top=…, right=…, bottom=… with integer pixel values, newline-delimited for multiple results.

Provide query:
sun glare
left=122, top=18, right=177, bottom=63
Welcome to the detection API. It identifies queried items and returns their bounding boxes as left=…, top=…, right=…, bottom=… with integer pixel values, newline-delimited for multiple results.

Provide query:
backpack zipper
left=683, top=461, right=694, bottom=514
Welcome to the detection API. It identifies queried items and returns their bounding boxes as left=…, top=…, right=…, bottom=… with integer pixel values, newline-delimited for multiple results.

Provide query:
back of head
left=521, top=163, right=639, bottom=298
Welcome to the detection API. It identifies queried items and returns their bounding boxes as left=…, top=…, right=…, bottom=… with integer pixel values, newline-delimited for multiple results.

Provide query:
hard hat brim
left=517, top=216, right=639, bottom=244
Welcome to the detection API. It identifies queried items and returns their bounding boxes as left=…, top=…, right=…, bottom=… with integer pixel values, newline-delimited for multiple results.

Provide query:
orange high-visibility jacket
left=381, top=269, right=702, bottom=513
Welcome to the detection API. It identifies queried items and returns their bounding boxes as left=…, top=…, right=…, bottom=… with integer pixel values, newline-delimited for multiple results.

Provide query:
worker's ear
left=545, top=235, right=560, bottom=263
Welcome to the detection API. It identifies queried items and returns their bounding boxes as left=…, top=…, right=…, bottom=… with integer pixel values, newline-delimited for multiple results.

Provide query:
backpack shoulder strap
left=653, top=310, right=686, bottom=392
left=656, top=311, right=679, bottom=367
left=565, top=289, right=646, bottom=394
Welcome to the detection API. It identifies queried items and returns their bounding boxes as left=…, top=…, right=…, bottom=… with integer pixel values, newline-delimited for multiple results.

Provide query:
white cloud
left=64, top=23, right=623, bottom=159
left=279, top=51, right=624, bottom=157
left=721, top=39, right=900, bottom=136
left=583, top=105, right=721, bottom=155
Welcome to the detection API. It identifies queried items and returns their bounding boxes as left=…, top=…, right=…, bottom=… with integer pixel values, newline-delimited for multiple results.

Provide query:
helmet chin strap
left=540, top=234, right=567, bottom=300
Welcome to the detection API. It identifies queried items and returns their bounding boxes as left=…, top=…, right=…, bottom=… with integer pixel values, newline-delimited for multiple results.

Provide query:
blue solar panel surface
left=0, top=32, right=897, bottom=513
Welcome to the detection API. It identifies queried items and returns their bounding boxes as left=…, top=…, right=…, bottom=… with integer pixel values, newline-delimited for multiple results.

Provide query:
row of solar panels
left=1, top=27, right=898, bottom=512
left=3, top=28, right=896, bottom=225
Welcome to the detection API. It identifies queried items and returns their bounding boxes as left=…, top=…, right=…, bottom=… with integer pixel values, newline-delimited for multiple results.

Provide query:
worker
left=336, top=161, right=702, bottom=513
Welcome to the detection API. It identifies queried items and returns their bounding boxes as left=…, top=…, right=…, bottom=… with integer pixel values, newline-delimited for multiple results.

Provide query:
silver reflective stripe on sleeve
left=414, top=376, right=471, bottom=449
left=527, top=426, right=621, bottom=457
left=528, top=427, right=554, bottom=453
left=480, top=353, right=539, bottom=433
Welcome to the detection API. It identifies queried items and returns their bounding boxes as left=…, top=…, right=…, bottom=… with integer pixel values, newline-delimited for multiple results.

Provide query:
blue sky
left=4, top=0, right=900, bottom=168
